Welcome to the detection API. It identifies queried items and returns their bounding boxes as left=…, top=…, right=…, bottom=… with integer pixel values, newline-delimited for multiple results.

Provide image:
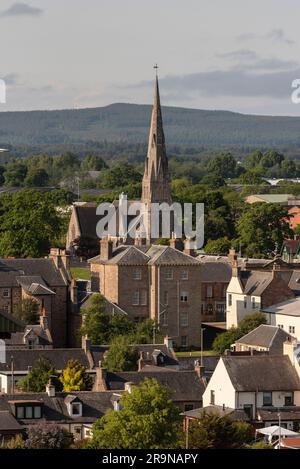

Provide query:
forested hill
left=1, top=103, right=300, bottom=147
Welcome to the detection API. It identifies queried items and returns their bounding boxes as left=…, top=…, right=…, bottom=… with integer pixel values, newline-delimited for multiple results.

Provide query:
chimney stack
left=46, top=378, right=56, bottom=397
left=81, top=335, right=91, bottom=353
left=100, top=237, right=113, bottom=261
left=183, top=238, right=196, bottom=257
left=124, top=382, right=134, bottom=394
left=194, top=359, right=205, bottom=378
left=163, top=335, right=173, bottom=349
left=93, top=361, right=108, bottom=391
left=169, top=233, right=183, bottom=251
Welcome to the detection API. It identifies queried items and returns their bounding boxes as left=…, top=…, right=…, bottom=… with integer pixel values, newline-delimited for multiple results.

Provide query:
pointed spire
left=141, top=73, right=171, bottom=204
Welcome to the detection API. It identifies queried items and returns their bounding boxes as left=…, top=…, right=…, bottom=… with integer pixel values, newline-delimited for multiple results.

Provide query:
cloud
left=237, top=28, right=294, bottom=45
left=267, top=28, right=295, bottom=45
left=0, top=2, right=43, bottom=17
left=217, top=49, right=258, bottom=61
left=125, top=66, right=300, bottom=101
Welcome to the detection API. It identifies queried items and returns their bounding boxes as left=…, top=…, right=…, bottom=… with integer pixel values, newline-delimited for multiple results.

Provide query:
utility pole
left=11, top=355, right=14, bottom=395
left=278, top=410, right=281, bottom=450
left=200, top=327, right=206, bottom=367
left=185, top=418, right=189, bottom=449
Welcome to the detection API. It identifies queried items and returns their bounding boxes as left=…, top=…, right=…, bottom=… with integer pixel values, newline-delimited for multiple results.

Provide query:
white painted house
left=226, top=257, right=295, bottom=329
left=203, top=355, right=300, bottom=428
left=263, top=296, right=300, bottom=341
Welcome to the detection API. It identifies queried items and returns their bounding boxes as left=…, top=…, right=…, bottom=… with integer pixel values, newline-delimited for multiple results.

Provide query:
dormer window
left=65, top=396, right=83, bottom=417
left=71, top=402, right=82, bottom=416
left=15, top=404, right=42, bottom=419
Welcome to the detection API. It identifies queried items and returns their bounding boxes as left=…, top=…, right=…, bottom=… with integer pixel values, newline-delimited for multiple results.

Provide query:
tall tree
left=0, top=189, right=65, bottom=258
left=18, top=357, right=60, bottom=393
left=237, top=203, right=292, bottom=258
left=88, top=378, right=183, bottom=449
left=104, top=336, right=139, bottom=372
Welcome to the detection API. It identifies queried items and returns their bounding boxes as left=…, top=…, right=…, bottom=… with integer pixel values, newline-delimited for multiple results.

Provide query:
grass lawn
left=175, top=350, right=217, bottom=357
left=70, top=267, right=91, bottom=281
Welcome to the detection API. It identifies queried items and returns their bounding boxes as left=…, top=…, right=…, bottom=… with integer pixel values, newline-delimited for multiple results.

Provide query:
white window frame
left=180, top=291, right=188, bottom=302
left=133, top=269, right=142, bottom=280
left=140, top=290, right=147, bottom=306
left=206, top=285, right=213, bottom=298
left=132, top=291, right=140, bottom=305
left=3, top=288, right=10, bottom=298
left=180, top=312, right=189, bottom=327
left=165, top=269, right=173, bottom=280
left=181, top=270, right=188, bottom=280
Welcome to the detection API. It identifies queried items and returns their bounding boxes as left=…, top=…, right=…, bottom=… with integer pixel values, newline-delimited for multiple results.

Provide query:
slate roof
left=74, top=204, right=99, bottom=239
left=89, top=245, right=200, bottom=266
left=262, top=296, right=300, bottom=317
left=199, top=261, right=232, bottom=283
left=0, top=391, right=117, bottom=425
left=184, top=405, right=250, bottom=422
left=0, top=349, right=91, bottom=372
left=257, top=407, right=300, bottom=422
left=90, top=343, right=178, bottom=369
left=5, top=325, right=52, bottom=347
left=0, top=259, right=67, bottom=287
left=105, top=370, right=205, bottom=401
left=222, top=355, right=300, bottom=392
left=0, top=410, right=23, bottom=431
left=235, top=324, right=293, bottom=354
left=239, top=270, right=273, bottom=295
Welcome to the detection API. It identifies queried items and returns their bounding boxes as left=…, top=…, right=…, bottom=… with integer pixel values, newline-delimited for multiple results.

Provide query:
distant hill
left=1, top=103, right=300, bottom=151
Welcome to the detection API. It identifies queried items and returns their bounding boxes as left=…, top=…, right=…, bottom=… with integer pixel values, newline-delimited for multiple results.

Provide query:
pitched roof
left=89, top=244, right=200, bottom=266
left=105, top=370, right=205, bottom=401
left=199, top=261, right=232, bottom=283
left=0, top=391, right=116, bottom=424
left=16, top=276, right=56, bottom=295
left=0, top=411, right=22, bottom=431
left=74, top=204, right=99, bottom=239
left=222, top=355, right=300, bottom=391
left=239, top=270, right=273, bottom=295
left=235, top=324, right=293, bottom=353
left=148, top=246, right=200, bottom=265
left=0, top=259, right=67, bottom=287
left=262, top=296, right=300, bottom=317
left=0, top=349, right=91, bottom=372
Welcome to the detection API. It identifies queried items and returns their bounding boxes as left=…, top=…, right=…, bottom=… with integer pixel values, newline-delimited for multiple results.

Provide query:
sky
left=1, top=0, right=300, bottom=115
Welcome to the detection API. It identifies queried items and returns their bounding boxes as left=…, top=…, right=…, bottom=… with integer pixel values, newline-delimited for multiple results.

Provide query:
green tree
left=18, top=357, right=59, bottom=392
left=206, top=153, right=240, bottom=179
left=80, top=294, right=111, bottom=344
left=101, top=162, right=142, bottom=189
left=213, top=312, right=267, bottom=354
left=188, top=410, right=252, bottom=449
left=132, top=319, right=162, bottom=344
left=247, top=441, right=273, bottom=449
left=237, top=203, right=292, bottom=258
left=239, top=312, right=266, bottom=335
left=88, top=378, right=183, bottom=449
left=104, top=336, right=139, bottom=372
left=13, top=298, right=40, bottom=324
left=59, top=359, right=92, bottom=392
left=212, top=327, right=240, bottom=355
left=205, top=237, right=231, bottom=255
left=0, top=190, right=65, bottom=257
left=4, top=161, right=27, bottom=186
left=24, top=167, right=49, bottom=187
left=81, top=155, right=108, bottom=171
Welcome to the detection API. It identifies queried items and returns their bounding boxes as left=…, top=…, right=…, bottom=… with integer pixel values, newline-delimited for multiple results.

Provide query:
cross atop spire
left=153, top=63, right=159, bottom=77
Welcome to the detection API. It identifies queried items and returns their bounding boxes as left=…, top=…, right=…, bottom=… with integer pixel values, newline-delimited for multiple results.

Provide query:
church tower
left=141, top=75, right=172, bottom=205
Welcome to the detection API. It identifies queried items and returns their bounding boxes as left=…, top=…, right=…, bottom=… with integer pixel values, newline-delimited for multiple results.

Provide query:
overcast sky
left=1, top=0, right=300, bottom=115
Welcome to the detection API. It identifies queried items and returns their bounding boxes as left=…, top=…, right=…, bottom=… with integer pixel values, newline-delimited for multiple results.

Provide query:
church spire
left=141, top=72, right=171, bottom=204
